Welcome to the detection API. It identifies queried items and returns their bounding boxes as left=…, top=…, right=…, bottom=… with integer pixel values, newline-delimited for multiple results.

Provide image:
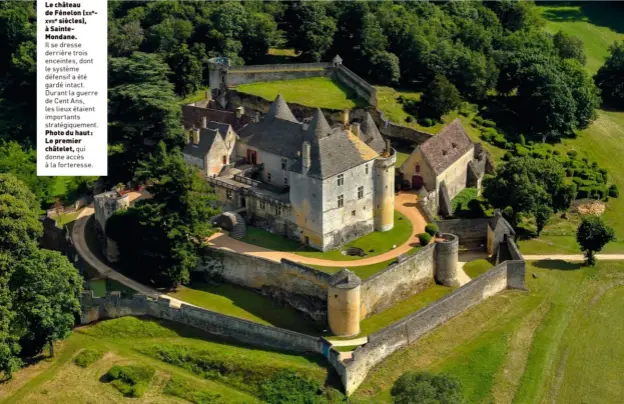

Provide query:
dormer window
left=415, top=164, right=421, bottom=173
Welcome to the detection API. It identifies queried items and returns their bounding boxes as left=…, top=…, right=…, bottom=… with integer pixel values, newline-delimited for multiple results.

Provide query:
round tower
left=328, top=269, right=362, bottom=337
left=374, top=141, right=396, bottom=232
left=435, top=233, right=460, bottom=287
left=208, top=57, right=230, bottom=103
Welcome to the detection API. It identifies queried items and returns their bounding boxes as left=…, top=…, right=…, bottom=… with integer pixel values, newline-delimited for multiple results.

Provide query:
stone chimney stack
left=193, top=128, right=200, bottom=145
left=302, top=141, right=311, bottom=173
left=201, top=117, right=207, bottom=128
left=236, top=106, right=244, bottom=119
left=384, top=138, right=392, bottom=156
left=351, top=122, right=361, bottom=139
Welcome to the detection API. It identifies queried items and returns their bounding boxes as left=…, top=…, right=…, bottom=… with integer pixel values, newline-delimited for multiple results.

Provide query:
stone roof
left=205, top=121, right=231, bottom=136
left=359, top=112, right=386, bottom=154
left=239, top=101, right=378, bottom=179
left=419, top=119, right=473, bottom=175
left=183, top=128, right=222, bottom=159
left=266, top=94, right=298, bottom=123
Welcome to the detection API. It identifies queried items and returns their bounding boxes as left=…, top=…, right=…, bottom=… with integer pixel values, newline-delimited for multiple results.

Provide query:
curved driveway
left=206, top=191, right=428, bottom=267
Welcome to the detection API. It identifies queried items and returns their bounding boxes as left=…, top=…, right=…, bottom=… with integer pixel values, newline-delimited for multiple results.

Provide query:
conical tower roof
left=306, top=109, right=332, bottom=140
left=266, top=94, right=298, bottom=123
left=360, top=112, right=385, bottom=154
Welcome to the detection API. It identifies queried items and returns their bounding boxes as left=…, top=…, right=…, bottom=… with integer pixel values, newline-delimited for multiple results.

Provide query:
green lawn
left=54, top=209, right=82, bottom=228
left=538, top=3, right=624, bottom=75
left=462, top=258, right=494, bottom=279
left=241, top=211, right=414, bottom=263
left=1, top=316, right=339, bottom=403
left=352, top=260, right=624, bottom=403
left=179, top=86, right=210, bottom=105
left=236, top=76, right=365, bottom=110
left=167, top=282, right=321, bottom=335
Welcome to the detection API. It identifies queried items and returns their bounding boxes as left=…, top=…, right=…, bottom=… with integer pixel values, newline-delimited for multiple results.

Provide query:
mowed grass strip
left=236, top=77, right=365, bottom=110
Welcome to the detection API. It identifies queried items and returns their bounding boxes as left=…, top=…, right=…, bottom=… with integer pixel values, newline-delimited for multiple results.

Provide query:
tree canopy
left=576, top=216, right=616, bottom=266
left=391, top=371, right=465, bottom=404
left=595, top=40, right=624, bottom=109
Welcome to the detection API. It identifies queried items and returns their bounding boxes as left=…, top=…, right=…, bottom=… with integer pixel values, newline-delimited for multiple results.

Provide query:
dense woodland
left=1, top=0, right=624, bottom=380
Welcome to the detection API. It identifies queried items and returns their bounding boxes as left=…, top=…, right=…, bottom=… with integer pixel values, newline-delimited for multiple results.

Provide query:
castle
left=183, top=95, right=396, bottom=252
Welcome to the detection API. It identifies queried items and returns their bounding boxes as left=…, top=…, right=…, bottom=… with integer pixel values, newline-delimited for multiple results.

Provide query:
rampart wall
left=333, top=65, right=377, bottom=107
left=334, top=258, right=526, bottom=394
left=359, top=244, right=435, bottom=318
left=368, top=107, right=434, bottom=144
left=224, top=63, right=332, bottom=87
left=437, top=217, right=491, bottom=250
left=81, top=291, right=323, bottom=354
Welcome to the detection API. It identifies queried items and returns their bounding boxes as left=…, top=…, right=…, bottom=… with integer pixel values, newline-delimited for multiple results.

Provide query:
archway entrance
left=411, top=175, right=424, bottom=190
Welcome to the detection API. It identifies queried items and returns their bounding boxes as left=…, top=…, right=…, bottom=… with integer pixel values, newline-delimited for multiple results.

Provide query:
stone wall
left=437, top=217, right=491, bottom=250
left=333, top=65, right=377, bottom=107
left=359, top=244, right=435, bottom=318
left=339, top=259, right=526, bottom=394
left=197, top=249, right=331, bottom=323
left=225, top=63, right=332, bottom=87
left=368, top=107, right=434, bottom=144
left=227, top=90, right=349, bottom=124
left=81, top=291, right=323, bottom=354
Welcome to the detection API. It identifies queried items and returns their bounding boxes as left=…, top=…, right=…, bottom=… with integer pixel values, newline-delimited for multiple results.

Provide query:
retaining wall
left=81, top=291, right=323, bottom=354
left=368, top=107, right=434, bottom=144
left=437, top=217, right=491, bottom=250
left=225, top=63, right=332, bottom=87
left=359, top=243, right=435, bottom=318
left=333, top=65, right=377, bottom=107
left=197, top=248, right=331, bottom=322
left=338, top=258, right=526, bottom=394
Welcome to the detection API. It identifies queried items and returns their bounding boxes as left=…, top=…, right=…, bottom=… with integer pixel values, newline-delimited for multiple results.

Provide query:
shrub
left=419, top=118, right=434, bottom=127
left=418, top=232, right=432, bottom=246
left=565, top=168, right=575, bottom=177
left=531, top=150, right=547, bottom=159
left=567, top=150, right=578, bottom=159
left=74, top=348, right=105, bottom=368
left=164, top=378, right=223, bottom=404
left=599, top=168, right=608, bottom=182
left=577, top=169, right=592, bottom=180
left=482, top=119, right=496, bottom=128
left=591, top=162, right=599, bottom=169
left=577, top=187, right=591, bottom=199
left=480, top=131, right=493, bottom=143
left=473, top=115, right=484, bottom=125
left=391, top=372, right=464, bottom=404
left=260, top=370, right=322, bottom=404
left=107, top=365, right=155, bottom=398
left=405, top=116, right=413, bottom=123
left=504, top=142, right=513, bottom=150
left=514, top=144, right=529, bottom=157
left=553, top=150, right=561, bottom=156
left=609, top=184, right=619, bottom=198
left=518, top=134, right=526, bottom=146
left=493, top=134, right=507, bottom=148
left=593, top=186, right=607, bottom=200
left=582, top=157, right=589, bottom=164
left=503, top=151, right=513, bottom=161
left=425, top=223, right=439, bottom=236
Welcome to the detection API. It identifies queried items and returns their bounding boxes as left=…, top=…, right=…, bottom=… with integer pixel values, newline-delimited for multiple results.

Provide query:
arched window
left=415, top=164, right=421, bottom=173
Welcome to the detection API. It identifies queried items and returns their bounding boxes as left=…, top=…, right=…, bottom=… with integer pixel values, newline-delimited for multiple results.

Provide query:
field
left=352, top=260, right=624, bottom=403
left=0, top=317, right=339, bottom=403
left=236, top=76, right=365, bottom=110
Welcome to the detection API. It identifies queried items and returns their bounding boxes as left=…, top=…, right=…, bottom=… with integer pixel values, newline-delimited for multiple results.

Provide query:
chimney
left=193, top=128, right=200, bottom=145
left=302, top=141, right=311, bottom=173
left=236, top=106, right=244, bottom=119
left=351, top=122, right=361, bottom=139
left=383, top=138, right=392, bottom=157
left=201, top=117, right=207, bottom=128
left=302, top=118, right=310, bottom=131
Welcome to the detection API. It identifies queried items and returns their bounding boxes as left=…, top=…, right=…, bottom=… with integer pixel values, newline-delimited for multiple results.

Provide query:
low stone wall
left=81, top=291, right=323, bottom=354
left=359, top=244, right=435, bottom=318
left=333, top=65, right=377, bottom=107
left=339, top=259, right=526, bottom=394
left=197, top=248, right=331, bottom=323
left=368, top=107, right=434, bottom=144
left=225, top=63, right=332, bottom=87
left=437, top=217, right=491, bottom=250
left=227, top=90, right=349, bottom=124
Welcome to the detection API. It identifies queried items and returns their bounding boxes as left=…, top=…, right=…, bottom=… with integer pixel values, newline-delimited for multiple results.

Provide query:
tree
left=284, top=2, right=336, bottom=62
left=9, top=249, right=82, bottom=358
left=560, top=59, right=600, bottom=129
left=483, top=157, right=565, bottom=226
left=107, top=144, right=220, bottom=288
left=576, top=216, right=616, bottom=266
left=0, top=141, right=54, bottom=207
left=0, top=173, right=41, bottom=256
left=369, top=51, right=400, bottom=85
left=391, top=371, right=465, bottom=404
left=241, top=12, right=280, bottom=63
left=421, top=74, right=461, bottom=119
left=535, top=204, right=553, bottom=236
left=553, top=31, right=586, bottom=65
left=595, top=40, right=624, bottom=108
left=166, top=43, right=203, bottom=97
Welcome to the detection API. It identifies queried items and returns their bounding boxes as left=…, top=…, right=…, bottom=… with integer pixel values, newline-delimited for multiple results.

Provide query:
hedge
left=418, top=232, right=432, bottom=246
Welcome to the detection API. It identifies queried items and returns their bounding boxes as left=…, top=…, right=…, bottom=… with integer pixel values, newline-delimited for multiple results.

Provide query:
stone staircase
left=229, top=212, right=247, bottom=240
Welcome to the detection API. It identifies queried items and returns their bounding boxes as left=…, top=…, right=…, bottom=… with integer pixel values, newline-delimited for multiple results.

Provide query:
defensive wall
left=80, top=291, right=324, bottom=355
left=224, top=62, right=333, bottom=87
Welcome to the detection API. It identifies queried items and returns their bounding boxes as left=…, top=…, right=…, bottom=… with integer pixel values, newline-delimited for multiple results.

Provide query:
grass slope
left=236, top=77, right=365, bottom=110
left=1, top=317, right=337, bottom=403
left=352, top=260, right=624, bottom=403
left=538, top=3, right=624, bottom=75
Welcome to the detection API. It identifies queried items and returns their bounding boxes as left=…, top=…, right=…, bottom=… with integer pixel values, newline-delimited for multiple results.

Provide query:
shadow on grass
left=541, top=3, right=624, bottom=35
left=532, top=259, right=582, bottom=271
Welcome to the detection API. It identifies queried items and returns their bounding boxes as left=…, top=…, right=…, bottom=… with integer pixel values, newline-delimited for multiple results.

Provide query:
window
left=365, top=164, right=369, bottom=175
left=276, top=206, right=282, bottom=216
left=259, top=200, right=266, bottom=210
left=267, top=172, right=272, bottom=183
left=281, top=158, right=287, bottom=170
left=351, top=210, right=356, bottom=216
left=284, top=177, right=289, bottom=186
left=415, top=164, right=420, bottom=173
left=357, top=186, right=364, bottom=199
left=222, top=155, right=227, bottom=164
left=226, top=190, right=233, bottom=200
left=337, top=174, right=344, bottom=186
left=337, top=194, right=344, bottom=208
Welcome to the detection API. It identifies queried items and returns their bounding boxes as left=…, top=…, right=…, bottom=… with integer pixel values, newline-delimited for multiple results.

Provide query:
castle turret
left=373, top=139, right=396, bottom=232
left=208, top=57, right=230, bottom=108
left=328, top=269, right=361, bottom=337
left=435, top=233, right=460, bottom=287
